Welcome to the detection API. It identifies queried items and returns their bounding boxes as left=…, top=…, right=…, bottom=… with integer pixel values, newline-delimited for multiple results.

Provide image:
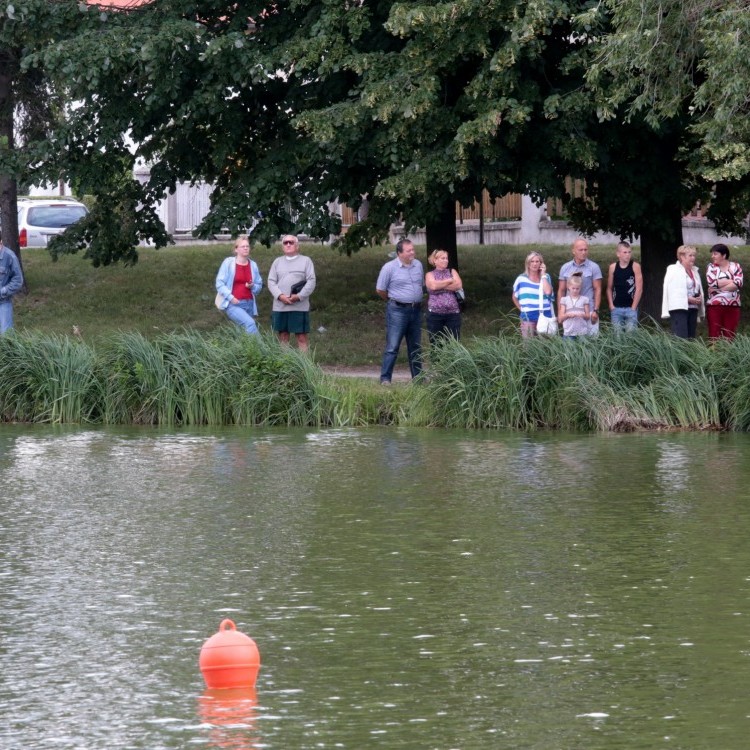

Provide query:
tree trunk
left=425, top=198, right=459, bottom=271
left=0, top=65, right=24, bottom=280
left=478, top=196, right=484, bottom=246
left=639, top=208, right=684, bottom=321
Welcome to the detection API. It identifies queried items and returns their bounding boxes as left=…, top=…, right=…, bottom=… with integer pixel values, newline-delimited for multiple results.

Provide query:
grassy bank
left=14, top=241, right=636, bottom=365
left=1, top=327, right=749, bottom=431
left=10, top=241, right=750, bottom=432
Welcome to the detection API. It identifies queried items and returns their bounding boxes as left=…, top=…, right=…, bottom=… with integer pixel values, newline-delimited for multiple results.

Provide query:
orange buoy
left=199, top=619, right=261, bottom=689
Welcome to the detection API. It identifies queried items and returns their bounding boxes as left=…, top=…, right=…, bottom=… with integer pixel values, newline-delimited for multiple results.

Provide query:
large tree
left=0, top=1, right=170, bottom=267
left=581, top=0, right=750, bottom=311
left=0, top=0, right=76, bottom=262
left=23, top=0, right=750, bottom=315
left=35, top=0, right=603, bottom=270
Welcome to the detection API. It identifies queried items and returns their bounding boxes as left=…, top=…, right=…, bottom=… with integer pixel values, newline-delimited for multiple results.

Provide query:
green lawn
left=10, top=240, right=718, bottom=365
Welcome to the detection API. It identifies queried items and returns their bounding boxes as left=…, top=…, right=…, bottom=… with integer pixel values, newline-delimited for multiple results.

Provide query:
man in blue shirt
left=376, top=238, right=424, bottom=384
left=0, top=230, right=24, bottom=333
left=558, top=237, right=602, bottom=335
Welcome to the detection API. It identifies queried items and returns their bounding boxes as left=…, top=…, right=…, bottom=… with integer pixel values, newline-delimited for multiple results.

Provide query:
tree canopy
left=591, top=0, right=750, bottom=184
left=0, top=0, right=171, bottom=265
left=29, top=0, right=605, bottom=263
left=4, top=0, right=750, bottom=312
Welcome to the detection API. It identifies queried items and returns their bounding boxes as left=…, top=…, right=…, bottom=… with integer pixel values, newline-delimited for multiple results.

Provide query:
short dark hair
left=710, top=243, right=730, bottom=259
left=395, top=237, right=413, bottom=255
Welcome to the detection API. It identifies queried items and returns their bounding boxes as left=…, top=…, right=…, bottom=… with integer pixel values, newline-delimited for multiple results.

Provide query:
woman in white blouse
left=662, top=245, right=705, bottom=338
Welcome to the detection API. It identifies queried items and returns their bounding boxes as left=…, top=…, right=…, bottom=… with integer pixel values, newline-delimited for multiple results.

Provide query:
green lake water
left=1, top=426, right=749, bottom=749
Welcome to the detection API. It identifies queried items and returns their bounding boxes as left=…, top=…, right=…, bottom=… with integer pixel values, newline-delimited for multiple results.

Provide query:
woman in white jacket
left=661, top=245, right=705, bottom=338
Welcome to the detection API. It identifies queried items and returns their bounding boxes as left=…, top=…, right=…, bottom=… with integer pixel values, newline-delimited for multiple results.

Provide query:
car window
left=26, top=206, right=87, bottom=228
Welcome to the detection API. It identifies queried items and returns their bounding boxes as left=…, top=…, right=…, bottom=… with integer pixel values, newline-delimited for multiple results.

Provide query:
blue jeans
left=381, top=301, right=423, bottom=381
left=225, top=300, right=259, bottom=335
left=0, top=300, right=14, bottom=333
left=611, top=307, right=638, bottom=332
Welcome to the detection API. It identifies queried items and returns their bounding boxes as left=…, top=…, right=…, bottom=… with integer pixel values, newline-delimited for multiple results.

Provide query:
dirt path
left=320, top=365, right=412, bottom=382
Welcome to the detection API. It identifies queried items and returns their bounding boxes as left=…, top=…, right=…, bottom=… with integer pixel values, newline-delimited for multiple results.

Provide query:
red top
left=232, top=262, right=253, bottom=300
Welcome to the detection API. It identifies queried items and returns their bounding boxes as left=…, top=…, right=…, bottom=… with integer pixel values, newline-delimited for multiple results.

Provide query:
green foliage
left=6, top=0, right=750, bottom=288
left=419, top=328, right=730, bottom=432
left=0, top=0, right=171, bottom=259
left=2, top=325, right=749, bottom=432
left=590, top=0, right=750, bottom=222
left=0, top=331, right=100, bottom=423
left=0, top=328, right=328, bottom=426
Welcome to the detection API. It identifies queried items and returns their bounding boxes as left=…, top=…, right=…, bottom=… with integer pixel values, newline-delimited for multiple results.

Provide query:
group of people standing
left=220, top=233, right=467, bottom=383
left=217, top=232, right=743, bottom=384
left=375, top=239, right=465, bottom=384
left=513, top=238, right=744, bottom=340
left=662, top=243, right=744, bottom=340
left=215, top=234, right=316, bottom=350
left=512, top=238, right=641, bottom=338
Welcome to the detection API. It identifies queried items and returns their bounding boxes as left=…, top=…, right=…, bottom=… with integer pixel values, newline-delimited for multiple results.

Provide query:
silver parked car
left=17, top=198, right=88, bottom=248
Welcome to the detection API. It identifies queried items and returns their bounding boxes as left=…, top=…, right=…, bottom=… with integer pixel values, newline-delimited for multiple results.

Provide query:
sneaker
left=380, top=379, right=391, bottom=386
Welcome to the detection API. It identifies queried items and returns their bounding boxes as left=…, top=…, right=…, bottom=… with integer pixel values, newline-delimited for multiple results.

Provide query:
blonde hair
left=567, top=273, right=583, bottom=289
left=524, top=251, right=544, bottom=276
left=676, top=244, right=696, bottom=260
left=428, top=249, right=449, bottom=267
left=234, top=234, right=251, bottom=251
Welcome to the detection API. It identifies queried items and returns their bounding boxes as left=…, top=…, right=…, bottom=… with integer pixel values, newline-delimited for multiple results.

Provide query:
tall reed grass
left=0, top=330, right=326, bottom=427
left=0, top=332, right=100, bottom=423
left=418, top=328, right=729, bottom=432
left=0, top=328, right=748, bottom=431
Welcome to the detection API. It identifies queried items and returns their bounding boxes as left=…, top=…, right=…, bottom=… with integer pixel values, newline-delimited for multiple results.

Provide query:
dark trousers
left=427, top=311, right=461, bottom=345
left=669, top=308, right=698, bottom=339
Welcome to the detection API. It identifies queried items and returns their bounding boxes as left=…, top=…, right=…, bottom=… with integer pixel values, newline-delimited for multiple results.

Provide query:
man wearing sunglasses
left=268, top=235, right=317, bottom=351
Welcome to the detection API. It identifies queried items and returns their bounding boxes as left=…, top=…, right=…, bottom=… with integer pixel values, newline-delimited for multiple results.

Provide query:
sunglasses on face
left=283, top=240, right=296, bottom=246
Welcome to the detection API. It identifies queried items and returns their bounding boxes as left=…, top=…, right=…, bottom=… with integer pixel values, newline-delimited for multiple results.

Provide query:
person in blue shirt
left=376, top=238, right=424, bottom=384
left=0, top=231, right=24, bottom=333
left=558, top=238, right=603, bottom=335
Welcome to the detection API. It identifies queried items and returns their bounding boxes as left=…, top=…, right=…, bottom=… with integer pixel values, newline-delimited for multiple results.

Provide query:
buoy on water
left=199, top=619, right=261, bottom=689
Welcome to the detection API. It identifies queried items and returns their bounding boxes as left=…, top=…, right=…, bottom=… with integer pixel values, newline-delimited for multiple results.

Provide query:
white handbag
left=535, top=275, right=558, bottom=335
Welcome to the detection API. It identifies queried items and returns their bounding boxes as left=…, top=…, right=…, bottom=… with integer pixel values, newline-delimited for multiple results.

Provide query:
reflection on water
left=2, top=426, right=750, bottom=749
left=198, top=688, right=260, bottom=750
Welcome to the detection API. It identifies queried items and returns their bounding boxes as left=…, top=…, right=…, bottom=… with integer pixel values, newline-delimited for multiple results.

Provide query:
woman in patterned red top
left=705, top=243, right=743, bottom=340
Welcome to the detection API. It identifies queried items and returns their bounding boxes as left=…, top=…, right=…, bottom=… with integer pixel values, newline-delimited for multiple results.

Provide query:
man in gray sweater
left=267, top=235, right=316, bottom=351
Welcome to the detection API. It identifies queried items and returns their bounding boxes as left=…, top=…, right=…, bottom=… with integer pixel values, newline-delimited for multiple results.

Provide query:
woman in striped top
left=512, top=251, right=554, bottom=337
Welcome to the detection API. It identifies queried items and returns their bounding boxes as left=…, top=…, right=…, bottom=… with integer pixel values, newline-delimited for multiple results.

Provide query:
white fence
left=134, top=168, right=221, bottom=241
